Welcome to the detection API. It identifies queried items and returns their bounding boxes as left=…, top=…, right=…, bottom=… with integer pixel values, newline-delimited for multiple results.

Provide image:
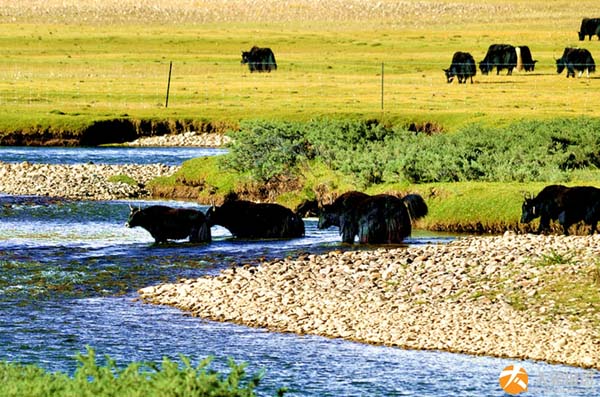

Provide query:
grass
left=3, top=0, right=600, bottom=136
left=0, top=346, right=286, bottom=397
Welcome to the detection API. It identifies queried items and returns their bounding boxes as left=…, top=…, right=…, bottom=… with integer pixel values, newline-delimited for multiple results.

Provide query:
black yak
left=479, top=44, right=518, bottom=75
left=241, top=46, right=277, bottom=73
left=579, top=18, right=600, bottom=41
left=126, top=205, right=211, bottom=243
left=206, top=195, right=304, bottom=238
left=318, top=191, right=428, bottom=244
left=521, top=185, right=600, bottom=235
left=555, top=47, right=596, bottom=78
left=444, top=51, right=476, bottom=84
left=521, top=185, right=569, bottom=234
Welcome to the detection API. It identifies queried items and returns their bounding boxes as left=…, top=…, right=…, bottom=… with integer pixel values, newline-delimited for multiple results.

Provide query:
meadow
left=2, top=0, right=600, bottom=136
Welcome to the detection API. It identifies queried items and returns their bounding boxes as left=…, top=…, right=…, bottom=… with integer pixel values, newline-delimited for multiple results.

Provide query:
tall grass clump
left=221, top=117, right=600, bottom=187
left=0, top=347, right=286, bottom=397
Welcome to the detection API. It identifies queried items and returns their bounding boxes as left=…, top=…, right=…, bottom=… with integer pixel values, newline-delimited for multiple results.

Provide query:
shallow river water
left=0, top=148, right=598, bottom=396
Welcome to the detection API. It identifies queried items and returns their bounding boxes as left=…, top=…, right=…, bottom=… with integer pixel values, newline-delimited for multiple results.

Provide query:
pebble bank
left=139, top=233, right=600, bottom=369
left=0, top=162, right=177, bottom=200
left=126, top=131, right=231, bottom=147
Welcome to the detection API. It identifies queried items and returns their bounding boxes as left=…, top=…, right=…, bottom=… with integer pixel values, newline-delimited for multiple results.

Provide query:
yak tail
left=403, top=194, right=428, bottom=221
left=515, top=46, right=523, bottom=72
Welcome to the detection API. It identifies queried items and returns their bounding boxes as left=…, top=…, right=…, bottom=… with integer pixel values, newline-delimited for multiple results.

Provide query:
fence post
left=165, top=61, right=173, bottom=108
left=381, top=62, right=384, bottom=112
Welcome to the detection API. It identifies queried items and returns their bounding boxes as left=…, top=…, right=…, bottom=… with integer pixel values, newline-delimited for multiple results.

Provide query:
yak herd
left=444, top=17, right=600, bottom=83
left=127, top=191, right=428, bottom=244
left=244, top=18, right=600, bottom=82
left=127, top=183, right=600, bottom=245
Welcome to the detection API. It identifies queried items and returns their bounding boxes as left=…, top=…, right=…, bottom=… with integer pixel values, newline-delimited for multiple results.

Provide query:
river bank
left=0, top=161, right=177, bottom=200
left=139, top=232, right=600, bottom=370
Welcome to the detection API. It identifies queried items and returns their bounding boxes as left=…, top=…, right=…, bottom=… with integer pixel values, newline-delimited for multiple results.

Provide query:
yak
left=579, top=18, right=600, bottom=41
left=521, top=185, right=569, bottom=234
left=126, top=205, right=211, bottom=243
left=555, top=47, right=596, bottom=78
left=241, top=46, right=277, bottom=73
left=318, top=191, right=428, bottom=244
left=521, top=185, right=600, bottom=235
left=206, top=195, right=304, bottom=239
left=479, top=44, right=518, bottom=75
left=479, top=44, right=537, bottom=76
left=444, top=51, right=476, bottom=84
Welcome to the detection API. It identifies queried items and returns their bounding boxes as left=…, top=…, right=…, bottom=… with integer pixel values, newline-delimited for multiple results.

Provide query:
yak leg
left=339, top=217, right=357, bottom=244
left=590, top=221, right=598, bottom=235
left=558, top=211, right=571, bottom=236
left=537, top=216, right=551, bottom=234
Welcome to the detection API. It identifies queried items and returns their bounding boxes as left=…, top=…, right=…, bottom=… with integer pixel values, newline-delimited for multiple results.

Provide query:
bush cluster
left=0, top=347, right=286, bottom=397
left=222, top=118, right=600, bottom=187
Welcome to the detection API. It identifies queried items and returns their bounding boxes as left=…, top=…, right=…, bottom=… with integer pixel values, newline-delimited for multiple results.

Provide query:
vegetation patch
left=0, top=347, right=287, bottom=397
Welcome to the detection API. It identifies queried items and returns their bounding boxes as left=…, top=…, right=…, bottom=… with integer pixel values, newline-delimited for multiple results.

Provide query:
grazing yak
left=241, top=46, right=277, bottom=73
left=521, top=185, right=600, bottom=235
left=521, top=185, right=570, bottom=234
left=126, top=205, right=211, bottom=243
left=555, top=47, right=596, bottom=78
left=318, top=191, right=428, bottom=244
left=479, top=44, right=537, bottom=75
left=206, top=195, right=304, bottom=238
left=444, top=51, right=476, bottom=84
left=579, top=18, right=600, bottom=41
left=479, top=44, right=518, bottom=75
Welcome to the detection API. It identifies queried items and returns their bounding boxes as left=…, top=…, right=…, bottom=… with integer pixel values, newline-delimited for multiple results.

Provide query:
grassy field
left=2, top=0, right=600, bottom=134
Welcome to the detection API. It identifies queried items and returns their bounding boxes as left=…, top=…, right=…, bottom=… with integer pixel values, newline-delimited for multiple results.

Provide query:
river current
left=0, top=147, right=598, bottom=396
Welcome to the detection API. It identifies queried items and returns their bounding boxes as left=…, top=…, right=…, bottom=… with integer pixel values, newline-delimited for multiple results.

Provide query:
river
left=0, top=147, right=598, bottom=396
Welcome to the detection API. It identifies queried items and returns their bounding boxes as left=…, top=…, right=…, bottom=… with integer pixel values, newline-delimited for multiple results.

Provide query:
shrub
left=220, top=117, right=600, bottom=187
left=0, top=347, right=287, bottom=397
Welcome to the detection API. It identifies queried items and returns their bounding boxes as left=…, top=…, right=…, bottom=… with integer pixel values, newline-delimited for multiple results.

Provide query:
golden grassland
left=1, top=0, right=600, bottom=132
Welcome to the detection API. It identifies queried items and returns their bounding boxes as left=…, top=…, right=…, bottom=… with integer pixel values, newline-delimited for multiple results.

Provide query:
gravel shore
left=139, top=233, right=600, bottom=369
left=126, top=131, right=231, bottom=147
left=0, top=161, right=177, bottom=200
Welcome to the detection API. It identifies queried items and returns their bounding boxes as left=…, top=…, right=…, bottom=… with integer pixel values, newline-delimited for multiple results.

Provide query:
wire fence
left=1, top=58, right=599, bottom=119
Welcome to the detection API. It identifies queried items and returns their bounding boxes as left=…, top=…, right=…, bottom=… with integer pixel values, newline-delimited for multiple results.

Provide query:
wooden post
left=381, top=62, right=384, bottom=111
left=165, top=61, right=172, bottom=108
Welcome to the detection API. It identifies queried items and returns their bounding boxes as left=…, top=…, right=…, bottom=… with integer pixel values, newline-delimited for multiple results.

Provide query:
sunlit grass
left=1, top=1, right=600, bottom=134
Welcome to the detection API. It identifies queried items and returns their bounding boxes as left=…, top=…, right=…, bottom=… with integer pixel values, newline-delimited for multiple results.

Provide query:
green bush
left=220, top=117, right=600, bottom=187
left=0, top=347, right=287, bottom=397
left=221, top=121, right=313, bottom=183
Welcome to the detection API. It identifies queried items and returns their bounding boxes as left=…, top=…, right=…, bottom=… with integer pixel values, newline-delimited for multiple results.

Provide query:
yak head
left=205, top=204, right=220, bottom=227
left=125, top=205, right=144, bottom=228
left=555, top=58, right=567, bottom=75
left=317, top=204, right=340, bottom=229
left=241, top=51, right=251, bottom=65
left=478, top=62, right=491, bottom=75
left=443, top=68, right=455, bottom=83
left=520, top=194, right=539, bottom=223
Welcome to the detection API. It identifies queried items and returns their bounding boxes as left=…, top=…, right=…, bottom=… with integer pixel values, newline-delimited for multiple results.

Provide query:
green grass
left=3, top=0, right=600, bottom=137
left=0, top=347, right=286, bottom=397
